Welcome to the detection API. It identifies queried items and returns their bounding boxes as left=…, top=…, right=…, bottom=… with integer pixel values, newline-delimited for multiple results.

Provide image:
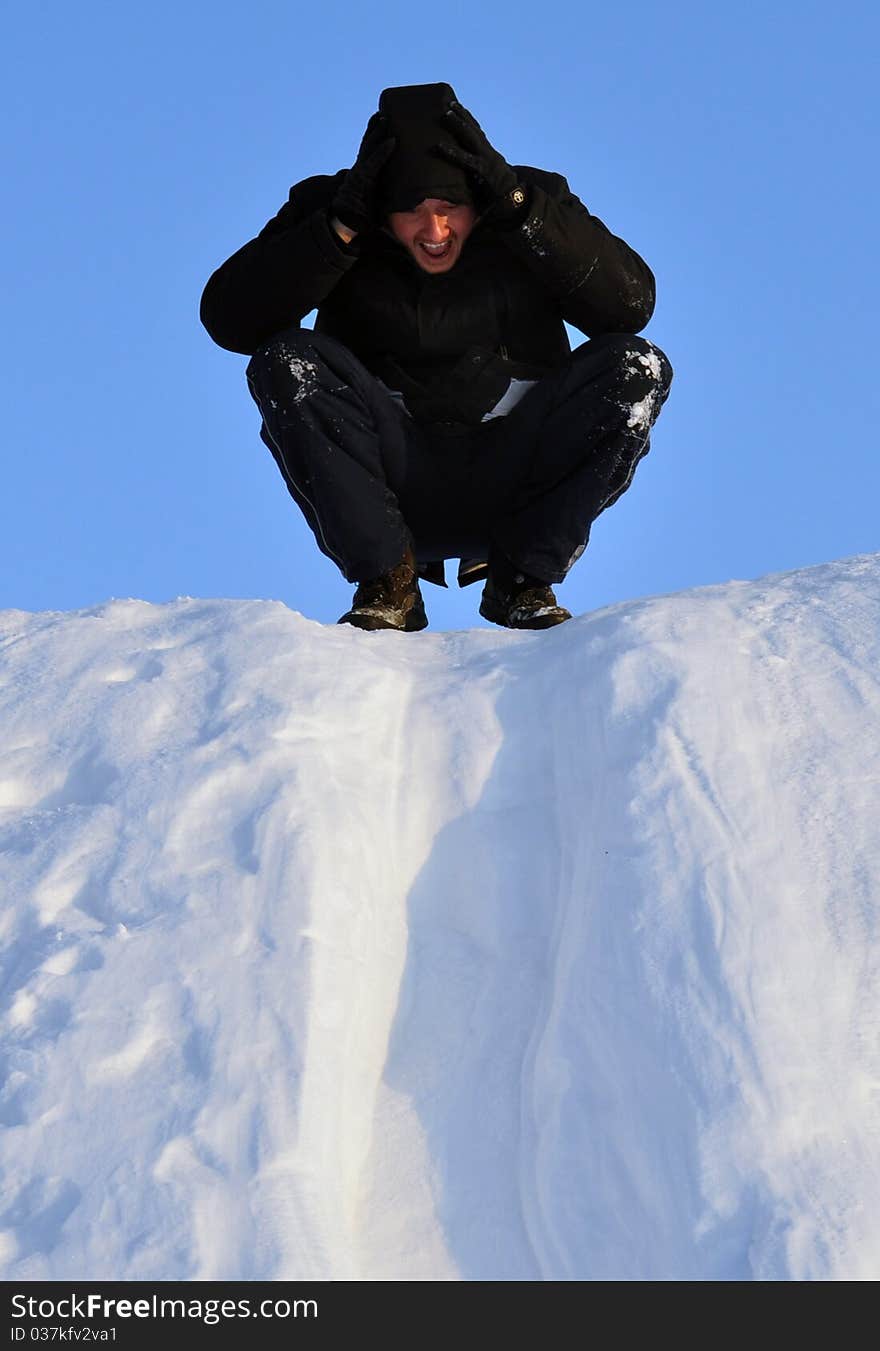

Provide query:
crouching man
left=200, top=83, right=672, bottom=631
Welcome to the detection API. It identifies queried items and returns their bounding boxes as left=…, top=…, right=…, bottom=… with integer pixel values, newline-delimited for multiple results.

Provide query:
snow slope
left=1, top=555, right=879, bottom=1282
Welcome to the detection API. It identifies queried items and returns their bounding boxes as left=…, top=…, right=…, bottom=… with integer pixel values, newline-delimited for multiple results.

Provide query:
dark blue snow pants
left=245, top=328, right=672, bottom=585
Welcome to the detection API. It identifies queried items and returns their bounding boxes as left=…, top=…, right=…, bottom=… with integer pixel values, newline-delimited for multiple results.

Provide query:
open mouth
left=417, top=239, right=453, bottom=262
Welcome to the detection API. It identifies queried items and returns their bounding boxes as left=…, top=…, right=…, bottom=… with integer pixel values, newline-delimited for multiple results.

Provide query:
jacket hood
left=377, top=82, right=474, bottom=213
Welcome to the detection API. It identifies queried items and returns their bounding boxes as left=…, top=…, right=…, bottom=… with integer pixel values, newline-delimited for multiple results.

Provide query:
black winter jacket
left=200, top=167, right=656, bottom=425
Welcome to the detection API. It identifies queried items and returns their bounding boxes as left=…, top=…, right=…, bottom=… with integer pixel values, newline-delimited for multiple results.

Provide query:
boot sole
left=338, top=599, right=429, bottom=633
left=479, top=595, right=572, bottom=630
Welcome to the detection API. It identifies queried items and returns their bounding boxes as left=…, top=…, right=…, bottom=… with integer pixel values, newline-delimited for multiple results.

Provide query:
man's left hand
left=435, top=102, right=528, bottom=227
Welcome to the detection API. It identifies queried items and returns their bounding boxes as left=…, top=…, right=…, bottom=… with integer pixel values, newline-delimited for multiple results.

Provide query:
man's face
left=387, top=199, right=477, bottom=273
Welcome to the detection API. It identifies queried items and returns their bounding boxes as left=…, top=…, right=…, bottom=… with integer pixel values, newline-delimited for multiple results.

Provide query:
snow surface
left=1, top=555, right=879, bottom=1281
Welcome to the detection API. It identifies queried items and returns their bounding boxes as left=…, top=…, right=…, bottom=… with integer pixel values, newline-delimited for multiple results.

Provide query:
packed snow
left=1, top=554, right=879, bottom=1281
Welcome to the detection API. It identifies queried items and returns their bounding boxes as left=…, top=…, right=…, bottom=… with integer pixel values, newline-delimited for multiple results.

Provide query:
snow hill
left=1, top=555, right=879, bottom=1282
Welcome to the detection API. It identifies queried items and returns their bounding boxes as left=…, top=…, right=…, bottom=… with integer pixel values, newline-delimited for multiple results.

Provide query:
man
left=200, top=83, right=672, bottom=632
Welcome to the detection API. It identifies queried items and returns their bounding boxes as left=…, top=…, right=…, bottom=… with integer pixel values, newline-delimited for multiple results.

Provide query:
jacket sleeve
left=199, top=173, right=360, bottom=354
left=498, top=167, right=656, bottom=337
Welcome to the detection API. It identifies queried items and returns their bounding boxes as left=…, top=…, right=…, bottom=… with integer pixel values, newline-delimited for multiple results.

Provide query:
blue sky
left=3, top=1, right=877, bottom=629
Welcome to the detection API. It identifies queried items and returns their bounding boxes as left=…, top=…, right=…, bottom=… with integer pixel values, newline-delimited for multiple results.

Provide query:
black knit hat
left=377, top=82, right=474, bottom=212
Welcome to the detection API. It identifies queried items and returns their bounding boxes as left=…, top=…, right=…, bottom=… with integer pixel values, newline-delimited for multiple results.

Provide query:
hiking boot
left=337, top=550, right=428, bottom=632
left=479, top=553, right=571, bottom=630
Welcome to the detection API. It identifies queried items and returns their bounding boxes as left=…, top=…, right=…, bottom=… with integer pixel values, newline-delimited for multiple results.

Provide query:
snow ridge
left=1, top=555, right=879, bottom=1280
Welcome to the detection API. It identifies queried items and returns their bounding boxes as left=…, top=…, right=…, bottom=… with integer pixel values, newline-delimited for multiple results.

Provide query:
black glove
left=435, top=102, right=528, bottom=226
left=331, top=112, right=396, bottom=234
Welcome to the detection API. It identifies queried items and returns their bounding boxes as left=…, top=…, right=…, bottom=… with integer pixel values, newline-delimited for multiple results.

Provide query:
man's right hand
left=330, top=112, right=396, bottom=238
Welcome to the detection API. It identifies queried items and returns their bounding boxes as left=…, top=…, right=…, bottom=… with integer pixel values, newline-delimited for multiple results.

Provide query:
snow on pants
left=245, top=327, right=673, bottom=585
